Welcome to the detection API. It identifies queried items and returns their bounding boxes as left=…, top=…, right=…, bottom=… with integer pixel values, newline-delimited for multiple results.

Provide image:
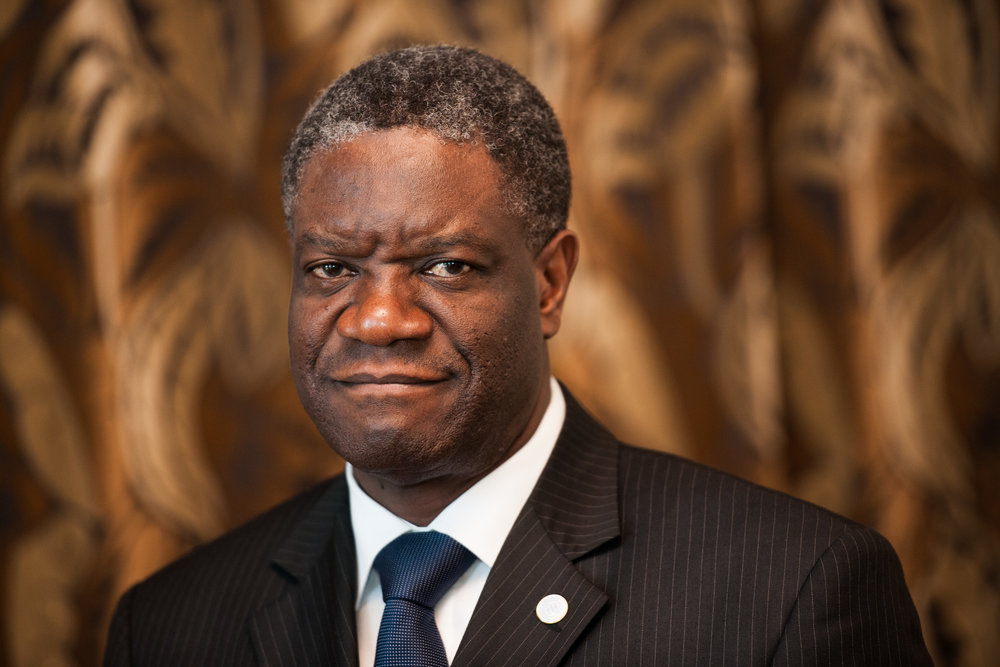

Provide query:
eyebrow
left=295, top=230, right=353, bottom=252
left=295, top=228, right=499, bottom=257
left=406, top=231, right=496, bottom=255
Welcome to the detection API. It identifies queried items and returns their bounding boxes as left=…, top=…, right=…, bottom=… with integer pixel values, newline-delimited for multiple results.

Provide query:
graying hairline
left=282, top=120, right=371, bottom=228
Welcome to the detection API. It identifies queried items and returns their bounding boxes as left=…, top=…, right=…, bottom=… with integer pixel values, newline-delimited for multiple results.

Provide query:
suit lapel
left=454, top=389, right=621, bottom=666
left=246, top=390, right=620, bottom=666
left=249, top=477, right=359, bottom=667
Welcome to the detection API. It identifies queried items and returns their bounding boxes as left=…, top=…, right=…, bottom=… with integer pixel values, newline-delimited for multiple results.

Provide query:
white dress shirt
left=347, top=377, right=566, bottom=667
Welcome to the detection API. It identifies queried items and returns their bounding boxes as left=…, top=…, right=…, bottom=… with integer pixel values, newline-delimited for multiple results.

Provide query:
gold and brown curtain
left=1, top=1, right=997, bottom=665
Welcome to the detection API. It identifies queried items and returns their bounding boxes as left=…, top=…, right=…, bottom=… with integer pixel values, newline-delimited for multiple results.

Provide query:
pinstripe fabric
left=105, top=389, right=931, bottom=665
left=104, top=479, right=359, bottom=666
left=456, top=392, right=932, bottom=665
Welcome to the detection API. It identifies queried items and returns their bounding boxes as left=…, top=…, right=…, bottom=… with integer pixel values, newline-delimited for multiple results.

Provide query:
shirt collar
left=347, top=377, right=566, bottom=607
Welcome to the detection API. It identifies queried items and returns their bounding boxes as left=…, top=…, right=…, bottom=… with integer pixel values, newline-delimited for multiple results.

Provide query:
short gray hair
left=281, top=45, right=570, bottom=251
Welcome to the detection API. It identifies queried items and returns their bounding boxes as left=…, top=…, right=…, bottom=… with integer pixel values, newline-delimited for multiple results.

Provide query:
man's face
left=288, top=127, right=569, bottom=488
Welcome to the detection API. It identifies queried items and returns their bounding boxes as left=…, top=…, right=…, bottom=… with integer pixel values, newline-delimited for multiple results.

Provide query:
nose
left=336, top=275, right=433, bottom=346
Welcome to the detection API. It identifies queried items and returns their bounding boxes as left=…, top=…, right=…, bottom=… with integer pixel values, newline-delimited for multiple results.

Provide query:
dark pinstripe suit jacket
left=105, top=391, right=933, bottom=665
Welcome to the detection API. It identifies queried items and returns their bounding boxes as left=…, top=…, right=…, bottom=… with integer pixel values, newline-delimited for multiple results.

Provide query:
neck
left=352, top=379, right=553, bottom=525
left=351, top=469, right=490, bottom=526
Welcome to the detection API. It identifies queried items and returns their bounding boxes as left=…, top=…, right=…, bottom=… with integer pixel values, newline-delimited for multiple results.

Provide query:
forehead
left=292, top=128, right=504, bottom=228
left=289, top=128, right=534, bottom=254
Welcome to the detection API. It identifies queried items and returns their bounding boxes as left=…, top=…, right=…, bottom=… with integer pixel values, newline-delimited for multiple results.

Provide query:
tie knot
left=374, top=531, right=476, bottom=609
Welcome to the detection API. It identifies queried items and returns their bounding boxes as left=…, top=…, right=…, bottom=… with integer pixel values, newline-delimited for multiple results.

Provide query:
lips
left=335, top=371, right=449, bottom=385
left=329, top=370, right=453, bottom=400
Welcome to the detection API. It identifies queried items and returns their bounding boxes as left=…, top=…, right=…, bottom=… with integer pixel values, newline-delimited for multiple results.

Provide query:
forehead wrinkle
left=403, top=228, right=500, bottom=256
left=295, top=218, right=502, bottom=265
left=294, top=226, right=377, bottom=257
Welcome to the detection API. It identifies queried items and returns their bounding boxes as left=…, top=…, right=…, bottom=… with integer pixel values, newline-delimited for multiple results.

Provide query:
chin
left=329, top=425, right=453, bottom=472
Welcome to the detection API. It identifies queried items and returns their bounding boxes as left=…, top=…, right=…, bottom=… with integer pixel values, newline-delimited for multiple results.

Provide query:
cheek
left=288, top=298, right=334, bottom=374
left=464, top=288, right=544, bottom=380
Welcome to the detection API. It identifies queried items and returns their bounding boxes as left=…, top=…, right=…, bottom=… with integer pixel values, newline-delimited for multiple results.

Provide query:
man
left=105, top=45, right=932, bottom=666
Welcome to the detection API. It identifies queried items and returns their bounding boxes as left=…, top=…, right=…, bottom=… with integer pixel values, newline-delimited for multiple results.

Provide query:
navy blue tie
left=373, top=531, right=476, bottom=667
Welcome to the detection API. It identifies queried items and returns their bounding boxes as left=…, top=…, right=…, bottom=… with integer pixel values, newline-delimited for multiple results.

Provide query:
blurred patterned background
left=1, top=0, right=998, bottom=665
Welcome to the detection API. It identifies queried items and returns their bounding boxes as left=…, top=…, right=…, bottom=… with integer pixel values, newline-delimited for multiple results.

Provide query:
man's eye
left=424, top=261, right=471, bottom=278
left=310, top=262, right=351, bottom=279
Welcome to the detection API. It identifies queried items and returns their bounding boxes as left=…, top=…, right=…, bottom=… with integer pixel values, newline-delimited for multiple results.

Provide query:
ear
left=534, top=230, right=579, bottom=339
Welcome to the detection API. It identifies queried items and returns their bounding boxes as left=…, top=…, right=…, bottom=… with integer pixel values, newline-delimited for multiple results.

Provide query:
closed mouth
left=334, top=372, right=449, bottom=385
